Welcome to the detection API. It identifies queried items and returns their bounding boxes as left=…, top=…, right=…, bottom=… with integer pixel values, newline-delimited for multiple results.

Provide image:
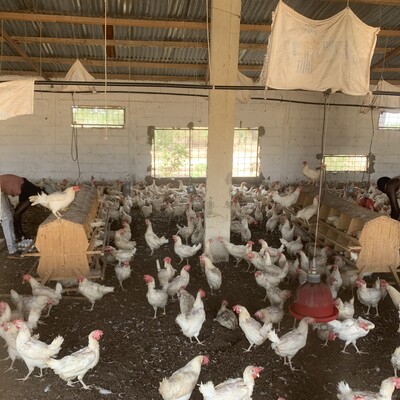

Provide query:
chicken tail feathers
left=267, top=329, right=280, bottom=344
left=156, top=259, right=161, bottom=273
left=29, top=192, right=47, bottom=206
left=49, top=335, right=64, bottom=353
left=198, top=381, right=215, bottom=399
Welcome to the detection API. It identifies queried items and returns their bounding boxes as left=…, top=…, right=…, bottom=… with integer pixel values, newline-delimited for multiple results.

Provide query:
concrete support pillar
left=204, top=0, right=241, bottom=261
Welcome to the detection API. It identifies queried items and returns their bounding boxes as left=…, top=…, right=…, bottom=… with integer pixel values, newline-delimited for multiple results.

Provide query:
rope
left=205, top=0, right=212, bottom=84
left=104, top=0, right=109, bottom=141
left=311, top=91, right=330, bottom=273
left=70, top=93, right=82, bottom=182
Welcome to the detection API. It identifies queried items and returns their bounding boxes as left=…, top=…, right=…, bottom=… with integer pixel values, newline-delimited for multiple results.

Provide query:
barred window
left=151, top=127, right=260, bottom=178
left=378, top=111, right=400, bottom=129
left=323, top=155, right=369, bottom=172
left=72, top=106, right=125, bottom=128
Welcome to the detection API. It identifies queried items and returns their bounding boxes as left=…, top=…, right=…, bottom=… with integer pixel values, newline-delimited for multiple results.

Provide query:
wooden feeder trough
left=30, top=186, right=104, bottom=285
left=287, top=186, right=400, bottom=286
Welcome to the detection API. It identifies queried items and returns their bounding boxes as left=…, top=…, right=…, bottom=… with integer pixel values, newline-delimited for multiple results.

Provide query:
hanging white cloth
left=0, top=79, right=35, bottom=120
left=236, top=71, right=253, bottom=104
left=62, top=59, right=96, bottom=92
left=260, top=1, right=380, bottom=96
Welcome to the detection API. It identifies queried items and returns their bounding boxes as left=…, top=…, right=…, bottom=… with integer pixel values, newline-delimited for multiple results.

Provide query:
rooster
left=159, top=355, right=209, bottom=400
left=77, top=277, right=114, bottom=311
left=199, top=365, right=263, bottom=400
left=47, top=330, right=103, bottom=390
left=175, top=288, right=206, bottom=344
left=267, top=316, right=315, bottom=371
left=302, top=161, right=321, bottom=185
left=328, top=316, right=375, bottom=354
left=336, top=377, right=400, bottom=400
left=172, top=235, right=201, bottom=263
left=29, top=185, right=80, bottom=218
left=145, top=219, right=169, bottom=255
left=233, top=304, right=272, bottom=352
left=143, top=274, right=168, bottom=318
left=14, top=319, right=64, bottom=381
left=213, top=300, right=238, bottom=331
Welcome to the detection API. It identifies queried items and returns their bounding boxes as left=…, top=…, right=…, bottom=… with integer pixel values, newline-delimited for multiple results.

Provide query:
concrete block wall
left=0, top=88, right=399, bottom=184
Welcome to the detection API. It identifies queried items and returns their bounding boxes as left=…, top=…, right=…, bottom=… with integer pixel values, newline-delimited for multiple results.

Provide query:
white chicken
left=159, top=355, right=209, bottom=400
left=295, top=195, right=319, bottom=224
left=143, top=274, right=168, bottom=318
left=105, top=245, right=136, bottom=266
left=333, top=297, right=354, bottom=321
left=47, top=330, right=103, bottom=390
left=336, top=377, right=400, bottom=400
left=218, top=236, right=248, bottom=266
left=156, top=257, right=177, bottom=288
left=175, top=288, right=206, bottom=344
left=233, top=304, right=272, bottom=352
left=302, top=160, right=321, bottom=185
left=114, top=228, right=137, bottom=251
left=271, top=186, right=302, bottom=208
left=145, top=219, right=169, bottom=255
left=0, top=320, right=23, bottom=372
left=199, top=365, right=263, bottom=400
left=199, top=254, right=222, bottom=295
left=22, top=274, right=63, bottom=317
left=167, top=265, right=191, bottom=300
left=178, top=287, right=195, bottom=315
left=176, top=217, right=195, bottom=244
left=356, top=278, right=386, bottom=317
left=172, top=235, right=202, bottom=263
left=29, top=185, right=80, bottom=218
left=213, top=300, right=238, bottom=331
left=279, top=236, right=303, bottom=258
left=328, top=316, right=375, bottom=354
left=14, top=319, right=64, bottom=381
left=267, top=316, right=315, bottom=371
left=392, top=346, right=400, bottom=377
left=77, top=276, right=114, bottom=311
left=114, top=260, right=131, bottom=290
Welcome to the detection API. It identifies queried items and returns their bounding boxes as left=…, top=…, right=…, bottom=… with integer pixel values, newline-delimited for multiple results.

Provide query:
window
left=151, top=127, right=260, bottom=178
left=322, top=155, right=369, bottom=173
left=378, top=111, right=400, bottom=129
left=72, top=106, right=125, bottom=128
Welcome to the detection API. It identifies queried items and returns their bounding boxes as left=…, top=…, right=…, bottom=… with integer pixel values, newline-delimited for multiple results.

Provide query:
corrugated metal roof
left=0, top=0, right=399, bottom=84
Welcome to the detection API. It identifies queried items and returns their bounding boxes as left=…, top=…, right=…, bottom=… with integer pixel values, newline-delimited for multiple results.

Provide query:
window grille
left=152, top=127, right=260, bottom=178
left=378, top=111, right=400, bottom=129
left=322, top=155, right=369, bottom=172
left=71, top=106, right=125, bottom=128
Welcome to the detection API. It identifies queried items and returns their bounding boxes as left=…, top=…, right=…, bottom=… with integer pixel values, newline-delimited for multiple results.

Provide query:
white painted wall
left=0, top=88, right=398, bottom=184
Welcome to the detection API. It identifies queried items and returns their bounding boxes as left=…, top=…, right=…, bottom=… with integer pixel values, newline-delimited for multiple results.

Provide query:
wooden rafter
left=371, top=45, right=400, bottom=69
left=1, top=29, right=50, bottom=80
left=0, top=11, right=399, bottom=37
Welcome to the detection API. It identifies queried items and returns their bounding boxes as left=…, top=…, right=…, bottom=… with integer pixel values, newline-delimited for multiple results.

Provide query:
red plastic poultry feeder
left=289, top=269, right=338, bottom=323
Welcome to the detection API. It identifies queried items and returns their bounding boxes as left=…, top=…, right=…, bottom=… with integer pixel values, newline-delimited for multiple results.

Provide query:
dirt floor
left=0, top=200, right=399, bottom=400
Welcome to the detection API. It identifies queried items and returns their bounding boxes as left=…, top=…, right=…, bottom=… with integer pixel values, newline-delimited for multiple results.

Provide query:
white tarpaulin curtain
left=62, top=59, right=96, bottom=92
left=0, top=79, right=35, bottom=120
left=236, top=71, right=253, bottom=104
left=260, top=1, right=380, bottom=96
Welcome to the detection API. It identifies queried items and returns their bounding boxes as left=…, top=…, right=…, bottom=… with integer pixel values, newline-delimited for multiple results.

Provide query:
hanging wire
left=71, top=24, right=79, bottom=60
left=311, top=91, right=330, bottom=271
left=0, top=20, right=3, bottom=74
left=104, top=0, right=109, bottom=141
left=205, top=0, right=212, bottom=84
left=70, top=93, right=82, bottom=183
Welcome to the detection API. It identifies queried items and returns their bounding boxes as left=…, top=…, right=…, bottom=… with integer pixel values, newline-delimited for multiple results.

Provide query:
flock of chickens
left=1, top=164, right=400, bottom=399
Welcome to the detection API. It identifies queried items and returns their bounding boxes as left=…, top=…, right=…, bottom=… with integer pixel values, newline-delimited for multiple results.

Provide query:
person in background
left=0, top=174, right=43, bottom=255
left=376, top=176, right=400, bottom=220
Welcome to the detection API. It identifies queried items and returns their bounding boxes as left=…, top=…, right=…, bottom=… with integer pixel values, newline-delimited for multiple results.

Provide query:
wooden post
left=204, top=0, right=241, bottom=261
